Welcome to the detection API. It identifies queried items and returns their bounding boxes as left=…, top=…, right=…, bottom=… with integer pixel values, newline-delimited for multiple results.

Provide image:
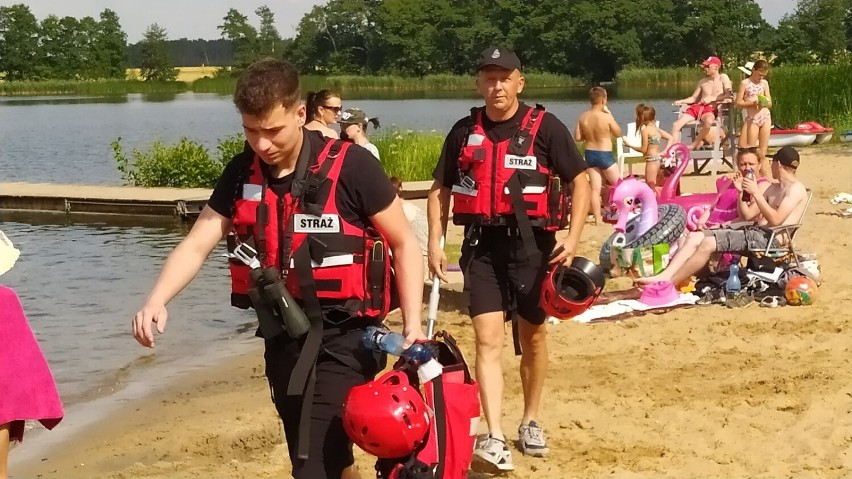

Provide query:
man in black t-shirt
left=427, top=46, right=590, bottom=472
left=132, top=59, right=425, bottom=479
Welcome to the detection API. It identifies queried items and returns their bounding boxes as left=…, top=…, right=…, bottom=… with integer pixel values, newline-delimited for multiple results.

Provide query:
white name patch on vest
left=293, top=214, right=340, bottom=233
left=242, top=183, right=263, bottom=201
left=467, top=133, right=485, bottom=146
left=504, top=155, right=537, bottom=170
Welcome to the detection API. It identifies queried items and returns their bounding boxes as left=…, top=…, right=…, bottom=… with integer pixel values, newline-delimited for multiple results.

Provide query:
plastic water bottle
left=726, top=263, right=742, bottom=299
left=363, top=326, right=443, bottom=382
left=362, top=326, right=433, bottom=365
left=363, top=326, right=405, bottom=355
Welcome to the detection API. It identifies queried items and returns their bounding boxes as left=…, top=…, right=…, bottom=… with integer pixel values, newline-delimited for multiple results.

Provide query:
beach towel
left=0, top=285, right=63, bottom=441
left=546, top=288, right=699, bottom=324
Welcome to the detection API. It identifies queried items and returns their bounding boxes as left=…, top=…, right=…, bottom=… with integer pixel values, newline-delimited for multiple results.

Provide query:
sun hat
left=0, top=230, right=21, bottom=277
left=639, top=280, right=681, bottom=306
left=738, top=61, right=755, bottom=76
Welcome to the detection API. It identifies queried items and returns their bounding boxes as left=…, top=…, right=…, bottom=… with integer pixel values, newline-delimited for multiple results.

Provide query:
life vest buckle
left=232, top=242, right=262, bottom=269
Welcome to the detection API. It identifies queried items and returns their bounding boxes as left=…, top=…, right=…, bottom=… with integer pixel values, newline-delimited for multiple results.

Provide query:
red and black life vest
left=226, top=138, right=393, bottom=319
left=451, top=105, right=569, bottom=232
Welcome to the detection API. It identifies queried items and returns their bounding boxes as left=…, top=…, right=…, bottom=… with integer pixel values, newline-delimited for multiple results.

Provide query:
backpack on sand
left=376, top=331, right=480, bottom=479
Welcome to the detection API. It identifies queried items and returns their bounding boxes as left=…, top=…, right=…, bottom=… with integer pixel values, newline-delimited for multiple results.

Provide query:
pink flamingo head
left=658, top=143, right=691, bottom=200
left=609, top=177, right=658, bottom=245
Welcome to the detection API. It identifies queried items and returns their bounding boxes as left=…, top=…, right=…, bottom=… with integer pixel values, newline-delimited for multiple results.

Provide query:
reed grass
left=0, top=79, right=188, bottom=96
left=766, top=63, right=852, bottom=135
left=616, top=67, right=706, bottom=86
left=373, top=129, right=444, bottom=181
left=190, top=73, right=582, bottom=96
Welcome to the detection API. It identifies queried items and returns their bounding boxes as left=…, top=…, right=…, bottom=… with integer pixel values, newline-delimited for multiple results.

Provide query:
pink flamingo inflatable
left=657, top=143, right=727, bottom=230
left=609, top=177, right=658, bottom=248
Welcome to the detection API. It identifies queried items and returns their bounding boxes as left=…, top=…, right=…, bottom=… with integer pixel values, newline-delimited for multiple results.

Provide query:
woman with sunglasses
left=305, top=89, right=342, bottom=139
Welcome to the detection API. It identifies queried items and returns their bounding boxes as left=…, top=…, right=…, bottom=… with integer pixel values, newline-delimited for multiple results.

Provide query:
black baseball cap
left=476, top=46, right=522, bottom=72
left=770, top=146, right=800, bottom=169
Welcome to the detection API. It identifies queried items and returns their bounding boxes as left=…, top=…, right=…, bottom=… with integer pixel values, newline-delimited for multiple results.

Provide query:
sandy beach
left=11, top=145, right=852, bottom=479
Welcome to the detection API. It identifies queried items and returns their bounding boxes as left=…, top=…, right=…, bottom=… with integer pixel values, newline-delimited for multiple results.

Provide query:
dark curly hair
left=233, top=58, right=301, bottom=116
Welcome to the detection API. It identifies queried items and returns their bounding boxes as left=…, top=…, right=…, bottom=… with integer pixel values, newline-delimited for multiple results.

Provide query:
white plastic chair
left=677, top=103, right=736, bottom=177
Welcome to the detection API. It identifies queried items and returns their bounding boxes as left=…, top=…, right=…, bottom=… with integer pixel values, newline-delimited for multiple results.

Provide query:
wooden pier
left=0, top=181, right=434, bottom=220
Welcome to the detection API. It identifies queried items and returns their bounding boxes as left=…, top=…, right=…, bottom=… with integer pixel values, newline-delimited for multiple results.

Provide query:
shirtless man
left=671, top=56, right=733, bottom=150
left=575, top=87, right=622, bottom=224
left=638, top=147, right=808, bottom=287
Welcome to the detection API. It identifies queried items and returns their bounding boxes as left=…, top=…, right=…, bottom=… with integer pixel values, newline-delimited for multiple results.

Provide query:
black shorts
left=459, top=226, right=556, bottom=325
left=264, top=323, right=385, bottom=479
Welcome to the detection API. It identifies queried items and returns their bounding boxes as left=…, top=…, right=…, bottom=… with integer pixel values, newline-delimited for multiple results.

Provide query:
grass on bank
left=0, top=79, right=187, bottom=96
left=112, top=130, right=442, bottom=188
left=2, top=69, right=583, bottom=96
left=374, top=129, right=443, bottom=181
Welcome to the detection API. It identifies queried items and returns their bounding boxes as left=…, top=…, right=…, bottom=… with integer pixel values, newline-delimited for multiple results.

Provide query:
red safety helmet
left=343, top=371, right=431, bottom=458
left=541, top=256, right=605, bottom=320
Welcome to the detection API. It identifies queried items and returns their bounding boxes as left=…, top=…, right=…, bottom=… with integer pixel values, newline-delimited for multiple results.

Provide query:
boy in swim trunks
left=575, top=86, right=622, bottom=224
left=671, top=56, right=733, bottom=150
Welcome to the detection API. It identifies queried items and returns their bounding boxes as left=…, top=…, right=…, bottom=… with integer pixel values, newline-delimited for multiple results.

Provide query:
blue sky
left=7, top=0, right=797, bottom=43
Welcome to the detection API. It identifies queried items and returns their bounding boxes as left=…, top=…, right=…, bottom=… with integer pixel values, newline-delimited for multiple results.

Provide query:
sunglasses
left=322, top=105, right=342, bottom=113
left=737, top=147, right=758, bottom=153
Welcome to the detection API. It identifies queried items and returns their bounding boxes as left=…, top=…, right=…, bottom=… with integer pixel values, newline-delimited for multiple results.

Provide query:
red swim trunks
left=684, top=103, right=716, bottom=120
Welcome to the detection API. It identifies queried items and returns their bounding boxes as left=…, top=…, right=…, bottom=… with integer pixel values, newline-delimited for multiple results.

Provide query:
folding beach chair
left=749, top=189, right=813, bottom=268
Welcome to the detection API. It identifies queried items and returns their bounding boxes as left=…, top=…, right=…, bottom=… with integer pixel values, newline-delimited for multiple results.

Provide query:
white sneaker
left=472, top=435, right=514, bottom=471
left=518, top=421, right=549, bottom=457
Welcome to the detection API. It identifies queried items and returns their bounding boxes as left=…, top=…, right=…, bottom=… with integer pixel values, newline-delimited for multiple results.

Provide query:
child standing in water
left=624, top=104, right=672, bottom=192
left=735, top=59, right=773, bottom=177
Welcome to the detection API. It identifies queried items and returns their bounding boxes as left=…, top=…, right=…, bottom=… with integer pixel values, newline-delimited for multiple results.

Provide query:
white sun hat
left=738, top=61, right=755, bottom=76
left=0, top=230, right=21, bottom=277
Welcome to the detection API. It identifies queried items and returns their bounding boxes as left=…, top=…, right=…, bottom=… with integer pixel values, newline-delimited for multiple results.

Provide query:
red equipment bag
left=377, top=330, right=480, bottom=479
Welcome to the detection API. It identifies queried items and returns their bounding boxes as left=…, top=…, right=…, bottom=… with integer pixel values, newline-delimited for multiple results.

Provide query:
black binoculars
left=231, top=242, right=311, bottom=339
left=247, top=266, right=311, bottom=340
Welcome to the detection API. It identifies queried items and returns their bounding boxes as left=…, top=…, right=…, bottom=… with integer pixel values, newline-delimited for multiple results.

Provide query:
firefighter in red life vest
left=427, top=46, right=591, bottom=472
left=132, top=59, right=426, bottom=479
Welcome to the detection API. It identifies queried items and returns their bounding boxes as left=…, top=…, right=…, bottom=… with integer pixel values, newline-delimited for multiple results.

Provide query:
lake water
left=0, top=88, right=686, bottom=444
left=0, top=88, right=689, bottom=185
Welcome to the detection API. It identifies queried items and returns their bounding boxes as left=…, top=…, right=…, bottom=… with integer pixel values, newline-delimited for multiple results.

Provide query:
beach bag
left=610, top=243, right=671, bottom=278
left=377, top=331, right=480, bottom=479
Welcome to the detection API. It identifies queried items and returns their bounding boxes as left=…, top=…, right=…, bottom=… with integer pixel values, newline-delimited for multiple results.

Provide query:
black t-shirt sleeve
left=432, top=117, right=470, bottom=188
left=538, top=111, right=588, bottom=182
left=207, top=153, right=251, bottom=218
left=337, top=144, right=397, bottom=224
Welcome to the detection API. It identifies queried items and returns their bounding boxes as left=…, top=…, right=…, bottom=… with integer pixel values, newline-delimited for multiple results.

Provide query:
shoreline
left=10, top=334, right=261, bottom=474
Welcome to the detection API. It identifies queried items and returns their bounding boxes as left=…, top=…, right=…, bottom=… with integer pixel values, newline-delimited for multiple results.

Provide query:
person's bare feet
left=635, top=274, right=668, bottom=285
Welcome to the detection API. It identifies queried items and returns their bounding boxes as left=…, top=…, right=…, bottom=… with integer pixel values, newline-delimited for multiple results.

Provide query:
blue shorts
left=585, top=149, right=615, bottom=169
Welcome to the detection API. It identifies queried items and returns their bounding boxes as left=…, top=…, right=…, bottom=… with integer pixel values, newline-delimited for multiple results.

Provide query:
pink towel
left=0, top=285, right=63, bottom=442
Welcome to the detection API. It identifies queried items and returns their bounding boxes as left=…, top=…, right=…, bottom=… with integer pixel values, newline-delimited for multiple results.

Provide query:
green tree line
left=0, top=4, right=126, bottom=80
left=1, top=0, right=850, bottom=83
